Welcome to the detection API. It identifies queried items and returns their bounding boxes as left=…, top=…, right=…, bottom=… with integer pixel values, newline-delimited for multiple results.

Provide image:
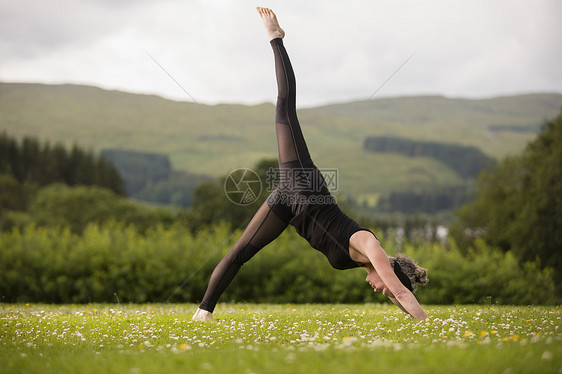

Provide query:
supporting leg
left=196, top=201, right=288, bottom=315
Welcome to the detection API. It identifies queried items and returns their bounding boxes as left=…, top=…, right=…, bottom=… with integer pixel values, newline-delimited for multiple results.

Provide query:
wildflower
left=541, top=351, right=553, bottom=360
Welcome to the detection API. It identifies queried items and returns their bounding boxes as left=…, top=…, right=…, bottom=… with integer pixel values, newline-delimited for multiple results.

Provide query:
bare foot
left=192, top=308, right=215, bottom=322
left=256, top=7, right=285, bottom=41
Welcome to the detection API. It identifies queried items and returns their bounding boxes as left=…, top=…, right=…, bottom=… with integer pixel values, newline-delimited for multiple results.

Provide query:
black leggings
left=198, top=39, right=312, bottom=312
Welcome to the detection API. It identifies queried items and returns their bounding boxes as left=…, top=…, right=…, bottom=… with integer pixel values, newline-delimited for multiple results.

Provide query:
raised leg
left=256, top=7, right=285, bottom=41
left=258, top=7, right=313, bottom=169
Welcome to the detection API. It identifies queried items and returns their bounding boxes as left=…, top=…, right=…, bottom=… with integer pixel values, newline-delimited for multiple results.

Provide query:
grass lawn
left=1, top=303, right=560, bottom=373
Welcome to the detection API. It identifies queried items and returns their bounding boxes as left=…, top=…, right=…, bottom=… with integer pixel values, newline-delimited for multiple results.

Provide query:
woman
left=192, top=7, right=428, bottom=322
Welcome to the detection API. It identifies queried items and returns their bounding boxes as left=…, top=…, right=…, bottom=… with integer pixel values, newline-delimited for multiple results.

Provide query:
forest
left=0, top=132, right=124, bottom=195
left=363, top=136, right=496, bottom=179
left=361, top=136, right=497, bottom=213
left=102, top=149, right=210, bottom=207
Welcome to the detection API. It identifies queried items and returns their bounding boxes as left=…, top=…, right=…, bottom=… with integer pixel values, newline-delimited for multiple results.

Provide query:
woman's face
left=366, top=269, right=394, bottom=297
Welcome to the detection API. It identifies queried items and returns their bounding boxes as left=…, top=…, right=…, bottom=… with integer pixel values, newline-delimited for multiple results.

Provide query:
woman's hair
left=390, top=253, right=429, bottom=291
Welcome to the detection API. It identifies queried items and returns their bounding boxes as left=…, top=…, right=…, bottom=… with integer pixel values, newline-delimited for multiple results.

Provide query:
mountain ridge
left=1, top=82, right=560, bottom=198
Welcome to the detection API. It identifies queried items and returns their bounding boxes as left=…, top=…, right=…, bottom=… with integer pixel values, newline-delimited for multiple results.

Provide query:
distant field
left=1, top=303, right=561, bottom=373
left=1, top=83, right=560, bottom=196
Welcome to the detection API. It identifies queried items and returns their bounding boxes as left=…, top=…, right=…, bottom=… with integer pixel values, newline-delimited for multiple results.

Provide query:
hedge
left=0, top=223, right=557, bottom=305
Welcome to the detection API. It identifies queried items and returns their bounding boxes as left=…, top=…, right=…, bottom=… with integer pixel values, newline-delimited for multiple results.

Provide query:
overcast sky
left=1, top=0, right=561, bottom=107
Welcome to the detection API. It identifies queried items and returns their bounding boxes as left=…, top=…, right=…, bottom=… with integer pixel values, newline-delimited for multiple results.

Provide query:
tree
left=0, top=132, right=125, bottom=195
left=0, top=175, right=37, bottom=230
left=363, top=136, right=496, bottom=179
left=30, top=184, right=175, bottom=233
left=451, top=110, right=562, bottom=294
left=185, top=159, right=278, bottom=231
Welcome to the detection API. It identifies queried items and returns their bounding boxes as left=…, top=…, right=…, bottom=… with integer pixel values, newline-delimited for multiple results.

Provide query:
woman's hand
left=352, top=231, right=428, bottom=321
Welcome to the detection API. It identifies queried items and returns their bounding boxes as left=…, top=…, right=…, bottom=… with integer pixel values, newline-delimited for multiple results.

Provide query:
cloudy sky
left=1, top=0, right=561, bottom=107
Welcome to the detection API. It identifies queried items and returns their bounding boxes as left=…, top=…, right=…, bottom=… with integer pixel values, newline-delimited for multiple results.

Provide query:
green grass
left=1, top=303, right=560, bottom=373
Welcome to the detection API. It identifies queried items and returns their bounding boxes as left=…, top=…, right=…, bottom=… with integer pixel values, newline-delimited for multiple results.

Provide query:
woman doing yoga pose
left=192, top=7, right=428, bottom=322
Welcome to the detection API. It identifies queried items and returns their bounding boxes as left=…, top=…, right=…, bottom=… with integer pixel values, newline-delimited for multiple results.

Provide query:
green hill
left=1, top=82, right=560, bottom=202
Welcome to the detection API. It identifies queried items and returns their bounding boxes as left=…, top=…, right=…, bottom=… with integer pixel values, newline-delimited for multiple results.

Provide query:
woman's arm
left=388, top=296, right=411, bottom=316
left=371, top=246, right=427, bottom=320
left=362, top=245, right=428, bottom=321
left=362, top=262, right=422, bottom=319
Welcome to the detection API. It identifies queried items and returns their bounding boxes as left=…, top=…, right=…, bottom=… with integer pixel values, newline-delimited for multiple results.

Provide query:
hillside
left=1, top=82, right=560, bottom=201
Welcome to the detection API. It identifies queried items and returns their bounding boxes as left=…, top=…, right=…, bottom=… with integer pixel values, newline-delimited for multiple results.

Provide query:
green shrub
left=0, top=223, right=556, bottom=305
left=0, top=222, right=231, bottom=303
left=30, top=184, right=176, bottom=233
left=397, top=238, right=557, bottom=305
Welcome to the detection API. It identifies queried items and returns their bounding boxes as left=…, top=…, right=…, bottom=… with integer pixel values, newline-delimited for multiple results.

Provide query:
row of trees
left=361, top=136, right=497, bottom=214
left=0, top=132, right=124, bottom=194
left=0, top=134, right=179, bottom=232
left=364, top=136, right=496, bottom=179
left=102, top=149, right=172, bottom=195
left=374, top=184, right=473, bottom=214
left=102, top=149, right=211, bottom=206
left=0, top=134, right=278, bottom=233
